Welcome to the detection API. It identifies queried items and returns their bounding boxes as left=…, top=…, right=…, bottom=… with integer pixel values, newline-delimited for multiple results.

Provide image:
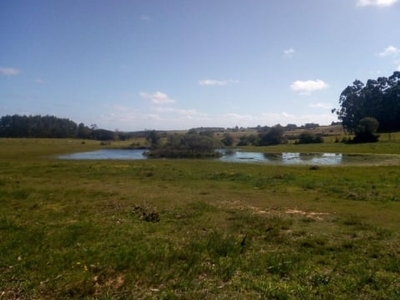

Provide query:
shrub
left=296, top=132, right=323, bottom=144
left=351, top=117, right=379, bottom=143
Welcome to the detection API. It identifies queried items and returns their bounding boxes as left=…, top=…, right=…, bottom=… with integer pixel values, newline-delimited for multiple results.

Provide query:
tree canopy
left=352, top=117, right=379, bottom=143
left=258, top=125, right=286, bottom=146
left=333, top=71, right=400, bottom=133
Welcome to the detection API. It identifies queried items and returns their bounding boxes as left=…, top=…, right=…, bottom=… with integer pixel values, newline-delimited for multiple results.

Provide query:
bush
left=258, top=125, right=286, bottom=146
left=296, top=132, right=323, bottom=144
left=237, top=134, right=258, bottom=146
left=351, top=117, right=379, bottom=143
left=221, top=133, right=234, bottom=146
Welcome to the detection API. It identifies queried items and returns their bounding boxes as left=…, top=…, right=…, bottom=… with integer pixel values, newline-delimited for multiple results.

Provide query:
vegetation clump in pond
left=145, top=130, right=223, bottom=158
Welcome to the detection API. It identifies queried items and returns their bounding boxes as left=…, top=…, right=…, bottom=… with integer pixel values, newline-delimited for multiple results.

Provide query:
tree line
left=0, top=114, right=116, bottom=140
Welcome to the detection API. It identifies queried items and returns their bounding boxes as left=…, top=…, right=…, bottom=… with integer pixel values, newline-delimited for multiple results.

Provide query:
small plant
left=133, top=204, right=160, bottom=222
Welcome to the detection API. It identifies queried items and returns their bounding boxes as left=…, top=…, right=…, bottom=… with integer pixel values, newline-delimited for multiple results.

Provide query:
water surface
left=58, top=149, right=146, bottom=160
left=58, top=149, right=400, bottom=166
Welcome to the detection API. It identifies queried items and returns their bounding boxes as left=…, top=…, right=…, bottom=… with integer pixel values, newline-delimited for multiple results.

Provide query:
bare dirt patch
left=285, top=209, right=329, bottom=220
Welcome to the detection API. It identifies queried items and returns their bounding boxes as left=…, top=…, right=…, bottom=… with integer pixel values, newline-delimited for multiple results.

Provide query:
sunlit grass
left=1, top=138, right=400, bottom=298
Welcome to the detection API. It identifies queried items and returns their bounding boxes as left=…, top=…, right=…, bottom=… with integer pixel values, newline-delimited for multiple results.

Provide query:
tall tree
left=258, top=125, right=285, bottom=146
left=334, top=71, right=400, bottom=133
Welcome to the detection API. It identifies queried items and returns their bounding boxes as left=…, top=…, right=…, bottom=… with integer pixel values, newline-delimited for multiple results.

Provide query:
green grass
left=1, top=138, right=400, bottom=299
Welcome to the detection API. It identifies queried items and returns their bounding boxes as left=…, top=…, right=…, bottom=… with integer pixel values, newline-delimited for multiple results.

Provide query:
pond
left=57, top=149, right=400, bottom=166
left=58, top=149, right=147, bottom=160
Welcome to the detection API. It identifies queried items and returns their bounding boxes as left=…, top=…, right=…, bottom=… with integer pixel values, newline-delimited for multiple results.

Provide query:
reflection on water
left=219, top=150, right=343, bottom=165
left=57, top=149, right=400, bottom=166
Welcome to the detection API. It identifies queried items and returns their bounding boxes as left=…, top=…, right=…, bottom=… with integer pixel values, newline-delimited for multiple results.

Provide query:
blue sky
left=1, top=0, right=399, bottom=131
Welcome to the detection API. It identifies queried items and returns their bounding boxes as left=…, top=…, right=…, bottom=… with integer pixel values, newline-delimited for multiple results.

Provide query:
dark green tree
left=334, top=71, right=400, bottom=133
left=77, top=123, right=92, bottom=139
left=352, top=117, right=379, bottom=143
left=258, top=125, right=285, bottom=146
left=146, top=130, right=161, bottom=149
left=0, top=114, right=78, bottom=138
left=221, top=133, right=234, bottom=146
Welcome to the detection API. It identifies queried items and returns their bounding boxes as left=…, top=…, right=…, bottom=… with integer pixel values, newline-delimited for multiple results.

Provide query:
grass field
left=1, top=138, right=400, bottom=299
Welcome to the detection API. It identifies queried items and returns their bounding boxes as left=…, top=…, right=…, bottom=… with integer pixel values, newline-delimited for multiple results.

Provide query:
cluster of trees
left=237, top=125, right=327, bottom=146
left=333, top=71, right=400, bottom=138
left=145, top=130, right=222, bottom=158
left=237, top=134, right=258, bottom=146
left=0, top=115, right=78, bottom=138
left=234, top=125, right=287, bottom=146
left=0, top=114, right=116, bottom=140
left=258, top=125, right=286, bottom=146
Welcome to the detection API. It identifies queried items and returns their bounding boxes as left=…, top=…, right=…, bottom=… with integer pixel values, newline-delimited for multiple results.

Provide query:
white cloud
left=98, top=105, right=164, bottom=129
left=98, top=104, right=338, bottom=131
left=0, top=67, right=20, bottom=76
left=140, top=91, right=176, bottom=104
left=290, top=79, right=329, bottom=94
left=221, top=112, right=336, bottom=127
left=310, top=102, right=333, bottom=109
left=378, top=45, right=400, bottom=57
left=198, top=79, right=238, bottom=86
left=357, top=0, right=399, bottom=6
left=152, top=106, right=208, bottom=118
left=223, top=113, right=258, bottom=122
left=283, top=48, right=295, bottom=58
left=369, top=70, right=381, bottom=76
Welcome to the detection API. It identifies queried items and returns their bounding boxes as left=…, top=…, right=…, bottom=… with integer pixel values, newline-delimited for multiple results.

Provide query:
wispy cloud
left=140, top=91, right=176, bottom=105
left=140, top=14, right=152, bottom=21
left=152, top=106, right=208, bottom=118
left=310, top=102, right=333, bottom=109
left=377, top=45, right=400, bottom=57
left=35, top=78, right=46, bottom=84
left=377, top=46, right=400, bottom=70
left=290, top=79, right=329, bottom=95
left=99, top=105, right=337, bottom=131
left=357, top=0, right=399, bottom=7
left=198, top=79, right=238, bottom=86
left=0, top=67, right=20, bottom=76
left=283, top=48, right=295, bottom=58
left=222, top=112, right=336, bottom=127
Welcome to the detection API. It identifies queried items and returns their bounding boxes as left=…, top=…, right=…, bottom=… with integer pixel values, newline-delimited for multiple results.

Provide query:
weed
left=132, top=204, right=160, bottom=222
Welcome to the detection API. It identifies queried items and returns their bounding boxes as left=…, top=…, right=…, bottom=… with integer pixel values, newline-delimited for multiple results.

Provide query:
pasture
left=1, top=138, right=400, bottom=299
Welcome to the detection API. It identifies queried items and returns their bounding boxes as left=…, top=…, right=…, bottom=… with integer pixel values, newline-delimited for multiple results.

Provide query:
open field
left=1, top=138, right=400, bottom=299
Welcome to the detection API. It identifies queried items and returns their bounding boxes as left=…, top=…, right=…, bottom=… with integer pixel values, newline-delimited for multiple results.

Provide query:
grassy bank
left=1, top=139, right=400, bottom=299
